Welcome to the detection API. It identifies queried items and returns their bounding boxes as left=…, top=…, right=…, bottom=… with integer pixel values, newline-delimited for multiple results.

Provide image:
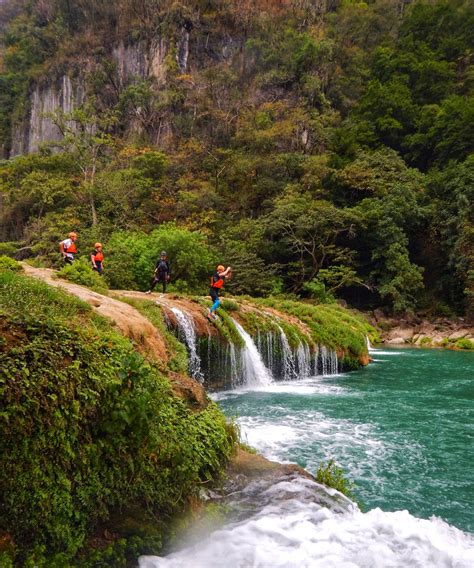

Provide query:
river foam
left=139, top=476, right=474, bottom=568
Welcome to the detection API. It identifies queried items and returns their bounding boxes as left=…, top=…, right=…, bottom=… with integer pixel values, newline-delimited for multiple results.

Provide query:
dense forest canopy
left=0, top=0, right=472, bottom=317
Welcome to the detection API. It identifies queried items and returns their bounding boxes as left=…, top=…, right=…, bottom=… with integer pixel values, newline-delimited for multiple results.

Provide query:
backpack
left=157, top=259, right=168, bottom=273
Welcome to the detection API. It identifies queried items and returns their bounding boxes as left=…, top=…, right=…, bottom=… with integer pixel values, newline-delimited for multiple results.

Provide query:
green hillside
left=0, top=0, right=472, bottom=318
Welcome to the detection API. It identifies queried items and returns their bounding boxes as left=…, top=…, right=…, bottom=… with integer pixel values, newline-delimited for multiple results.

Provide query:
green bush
left=455, top=338, right=474, bottom=350
left=0, top=272, right=236, bottom=563
left=315, top=459, right=356, bottom=501
left=420, top=336, right=432, bottom=346
left=57, top=257, right=108, bottom=293
left=0, top=255, right=22, bottom=272
left=105, top=224, right=217, bottom=292
left=0, top=242, right=19, bottom=257
left=220, top=298, right=239, bottom=312
left=303, top=278, right=336, bottom=304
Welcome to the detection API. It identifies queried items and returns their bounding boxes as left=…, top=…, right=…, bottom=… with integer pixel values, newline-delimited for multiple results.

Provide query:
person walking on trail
left=60, top=232, right=78, bottom=264
left=208, top=264, right=232, bottom=321
left=146, top=251, right=171, bottom=294
left=91, top=243, right=104, bottom=275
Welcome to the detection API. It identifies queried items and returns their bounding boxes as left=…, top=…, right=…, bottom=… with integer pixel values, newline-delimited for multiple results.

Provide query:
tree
left=335, top=149, right=426, bottom=312
left=265, top=186, right=357, bottom=292
left=428, top=157, right=474, bottom=318
left=50, top=102, right=117, bottom=226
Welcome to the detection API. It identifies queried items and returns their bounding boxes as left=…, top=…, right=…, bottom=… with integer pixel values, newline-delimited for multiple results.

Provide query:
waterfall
left=315, top=345, right=338, bottom=376
left=366, top=336, right=376, bottom=352
left=227, top=342, right=240, bottom=387
left=168, top=307, right=340, bottom=387
left=320, top=345, right=328, bottom=376
left=277, top=325, right=297, bottom=380
left=232, top=320, right=273, bottom=387
left=330, top=348, right=339, bottom=375
left=312, top=345, right=319, bottom=376
left=171, top=307, right=203, bottom=381
left=266, top=331, right=275, bottom=374
left=296, top=342, right=312, bottom=378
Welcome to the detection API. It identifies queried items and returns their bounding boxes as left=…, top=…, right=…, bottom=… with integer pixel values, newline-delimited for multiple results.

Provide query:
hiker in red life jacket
left=146, top=251, right=171, bottom=294
left=91, top=243, right=104, bottom=275
left=59, top=232, right=78, bottom=264
left=208, top=264, right=232, bottom=321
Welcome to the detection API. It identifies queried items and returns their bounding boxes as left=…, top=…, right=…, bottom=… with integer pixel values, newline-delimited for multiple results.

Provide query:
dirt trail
left=21, top=265, right=168, bottom=361
left=113, top=290, right=217, bottom=336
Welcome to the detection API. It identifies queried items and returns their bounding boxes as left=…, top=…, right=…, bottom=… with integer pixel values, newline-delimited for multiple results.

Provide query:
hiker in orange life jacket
left=59, top=232, right=78, bottom=264
left=208, top=265, right=232, bottom=320
left=91, top=243, right=104, bottom=275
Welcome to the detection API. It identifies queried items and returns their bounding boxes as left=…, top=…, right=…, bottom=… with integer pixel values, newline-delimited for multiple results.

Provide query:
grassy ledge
left=0, top=271, right=237, bottom=566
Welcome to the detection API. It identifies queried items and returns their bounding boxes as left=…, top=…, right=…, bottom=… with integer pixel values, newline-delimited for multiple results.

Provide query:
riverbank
left=0, top=262, right=373, bottom=565
left=369, top=309, right=473, bottom=349
left=0, top=269, right=236, bottom=566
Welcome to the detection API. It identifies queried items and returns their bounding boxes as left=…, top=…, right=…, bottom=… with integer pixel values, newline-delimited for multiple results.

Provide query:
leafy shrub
left=419, top=336, right=432, bottom=346
left=0, top=242, right=19, bottom=257
left=455, top=338, right=473, bottom=350
left=0, top=255, right=22, bottom=272
left=105, top=224, right=216, bottom=292
left=57, top=257, right=108, bottom=293
left=220, top=299, right=239, bottom=312
left=315, top=459, right=356, bottom=501
left=303, top=278, right=336, bottom=304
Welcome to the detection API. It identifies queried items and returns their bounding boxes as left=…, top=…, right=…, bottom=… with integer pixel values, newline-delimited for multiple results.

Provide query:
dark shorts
left=210, top=288, right=220, bottom=301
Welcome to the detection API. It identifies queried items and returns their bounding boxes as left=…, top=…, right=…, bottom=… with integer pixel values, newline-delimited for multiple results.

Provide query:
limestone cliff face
left=11, top=75, right=85, bottom=156
left=9, top=24, right=240, bottom=156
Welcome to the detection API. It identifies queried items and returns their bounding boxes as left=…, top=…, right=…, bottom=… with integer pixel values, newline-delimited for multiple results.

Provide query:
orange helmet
left=217, top=265, right=225, bottom=272
left=68, top=232, right=78, bottom=238
left=95, top=242, right=103, bottom=248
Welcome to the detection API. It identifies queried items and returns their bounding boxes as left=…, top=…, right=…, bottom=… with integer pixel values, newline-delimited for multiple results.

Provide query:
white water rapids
left=139, top=473, right=474, bottom=568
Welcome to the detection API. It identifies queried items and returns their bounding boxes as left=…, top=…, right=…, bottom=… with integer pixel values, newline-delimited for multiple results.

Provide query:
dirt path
left=21, top=265, right=168, bottom=361
left=113, top=290, right=217, bottom=336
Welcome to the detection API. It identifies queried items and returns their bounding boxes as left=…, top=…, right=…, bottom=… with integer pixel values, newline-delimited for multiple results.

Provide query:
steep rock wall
left=11, top=75, right=85, bottom=156
left=9, top=23, right=242, bottom=156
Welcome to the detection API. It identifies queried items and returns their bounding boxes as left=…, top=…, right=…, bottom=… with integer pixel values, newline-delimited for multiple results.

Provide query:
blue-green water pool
left=216, top=347, right=474, bottom=533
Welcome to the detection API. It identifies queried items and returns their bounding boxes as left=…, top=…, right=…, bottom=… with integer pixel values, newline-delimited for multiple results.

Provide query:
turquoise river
left=219, top=347, right=473, bottom=532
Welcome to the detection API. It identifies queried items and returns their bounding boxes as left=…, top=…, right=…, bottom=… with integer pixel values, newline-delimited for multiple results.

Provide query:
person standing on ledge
left=208, top=264, right=232, bottom=321
left=59, top=232, right=78, bottom=265
left=146, top=251, right=171, bottom=294
left=91, top=243, right=104, bottom=275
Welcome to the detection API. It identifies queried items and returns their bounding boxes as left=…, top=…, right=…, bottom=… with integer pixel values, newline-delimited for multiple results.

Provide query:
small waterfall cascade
left=277, top=325, right=297, bottom=380
left=232, top=319, right=273, bottom=387
left=166, top=307, right=340, bottom=389
left=366, top=336, right=376, bottom=352
left=313, top=345, right=320, bottom=376
left=316, top=345, right=338, bottom=376
left=171, top=307, right=203, bottom=381
left=227, top=342, right=240, bottom=386
left=296, top=341, right=312, bottom=378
